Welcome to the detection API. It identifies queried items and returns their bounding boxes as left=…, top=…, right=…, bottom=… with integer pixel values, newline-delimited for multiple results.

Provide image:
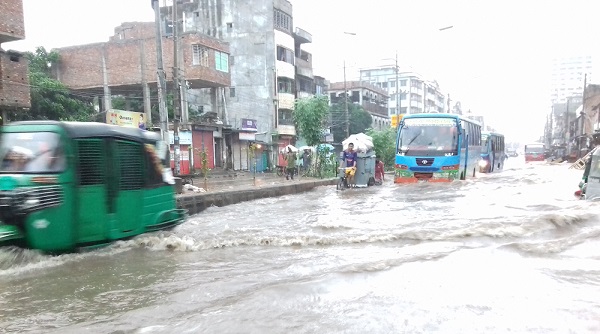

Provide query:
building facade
left=0, top=0, right=30, bottom=118
left=359, top=67, right=445, bottom=115
left=54, top=21, right=232, bottom=171
left=327, top=81, right=390, bottom=131
left=550, top=55, right=593, bottom=104
left=175, top=0, right=316, bottom=169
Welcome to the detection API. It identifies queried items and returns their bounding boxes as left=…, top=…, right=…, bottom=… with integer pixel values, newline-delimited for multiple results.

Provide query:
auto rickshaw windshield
left=0, top=132, right=66, bottom=173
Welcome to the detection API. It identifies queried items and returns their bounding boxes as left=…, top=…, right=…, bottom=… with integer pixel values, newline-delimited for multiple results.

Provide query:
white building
left=358, top=67, right=446, bottom=115
left=550, top=55, right=593, bottom=104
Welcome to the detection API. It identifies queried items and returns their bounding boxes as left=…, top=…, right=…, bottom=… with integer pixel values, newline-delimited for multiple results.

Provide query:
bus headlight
left=478, top=160, right=488, bottom=168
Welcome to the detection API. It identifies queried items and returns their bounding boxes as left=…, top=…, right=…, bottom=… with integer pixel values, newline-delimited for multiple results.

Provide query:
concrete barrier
left=176, top=178, right=338, bottom=215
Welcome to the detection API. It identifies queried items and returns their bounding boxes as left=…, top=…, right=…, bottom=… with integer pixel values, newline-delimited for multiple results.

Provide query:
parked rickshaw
left=0, top=121, right=187, bottom=253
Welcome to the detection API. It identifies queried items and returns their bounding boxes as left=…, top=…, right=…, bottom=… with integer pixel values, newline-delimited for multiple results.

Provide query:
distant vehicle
left=479, top=132, right=505, bottom=173
left=394, top=113, right=482, bottom=182
left=0, top=121, right=187, bottom=253
left=507, top=149, right=518, bottom=157
left=524, top=143, right=546, bottom=162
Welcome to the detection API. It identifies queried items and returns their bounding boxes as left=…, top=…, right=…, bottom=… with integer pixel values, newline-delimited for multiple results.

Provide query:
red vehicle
left=524, top=143, right=545, bottom=162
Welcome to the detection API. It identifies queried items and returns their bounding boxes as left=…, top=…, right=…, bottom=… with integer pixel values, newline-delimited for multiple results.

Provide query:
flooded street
left=2, top=158, right=600, bottom=333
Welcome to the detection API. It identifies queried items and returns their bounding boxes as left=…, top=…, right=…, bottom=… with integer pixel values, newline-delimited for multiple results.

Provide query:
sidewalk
left=181, top=171, right=316, bottom=193
left=176, top=176, right=337, bottom=214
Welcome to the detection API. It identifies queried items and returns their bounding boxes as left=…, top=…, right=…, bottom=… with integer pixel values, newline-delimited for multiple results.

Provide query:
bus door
left=75, top=139, right=110, bottom=243
left=112, top=140, right=144, bottom=237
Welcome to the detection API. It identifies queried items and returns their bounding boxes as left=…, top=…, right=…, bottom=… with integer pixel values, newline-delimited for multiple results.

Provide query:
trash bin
left=174, top=177, right=183, bottom=194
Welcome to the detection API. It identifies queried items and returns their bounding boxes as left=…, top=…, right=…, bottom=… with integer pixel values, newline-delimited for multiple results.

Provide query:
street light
left=343, top=32, right=357, bottom=138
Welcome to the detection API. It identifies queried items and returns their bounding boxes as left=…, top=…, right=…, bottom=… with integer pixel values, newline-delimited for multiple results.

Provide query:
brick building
left=54, top=22, right=232, bottom=170
left=0, top=0, right=31, bottom=119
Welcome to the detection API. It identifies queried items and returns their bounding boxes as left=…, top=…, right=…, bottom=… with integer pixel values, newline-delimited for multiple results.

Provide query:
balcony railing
left=361, top=102, right=389, bottom=118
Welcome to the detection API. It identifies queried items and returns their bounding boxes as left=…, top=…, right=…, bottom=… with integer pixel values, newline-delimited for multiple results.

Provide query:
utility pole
left=447, top=93, right=451, bottom=114
left=152, top=0, right=169, bottom=144
left=344, top=60, right=349, bottom=138
left=395, top=50, right=400, bottom=117
left=582, top=73, right=587, bottom=138
left=565, top=97, right=570, bottom=145
left=172, top=0, right=181, bottom=176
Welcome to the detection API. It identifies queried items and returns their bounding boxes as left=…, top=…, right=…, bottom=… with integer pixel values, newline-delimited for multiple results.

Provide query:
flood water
left=1, top=158, right=600, bottom=333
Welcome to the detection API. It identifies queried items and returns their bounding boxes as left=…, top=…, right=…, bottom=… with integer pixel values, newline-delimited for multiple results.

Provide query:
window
left=117, top=140, right=144, bottom=190
left=144, top=144, right=165, bottom=188
left=215, top=51, right=229, bottom=72
left=230, top=87, right=236, bottom=97
left=75, top=139, right=104, bottom=185
left=277, top=46, right=294, bottom=65
left=278, top=78, right=294, bottom=94
left=278, top=109, right=294, bottom=125
left=226, top=22, right=233, bottom=32
left=274, top=10, right=292, bottom=34
left=192, top=45, right=208, bottom=66
left=400, top=80, right=407, bottom=86
left=390, top=81, right=396, bottom=88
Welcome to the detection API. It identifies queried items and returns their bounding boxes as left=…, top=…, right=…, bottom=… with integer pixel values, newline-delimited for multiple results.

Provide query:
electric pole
left=344, top=60, right=349, bottom=138
left=395, top=50, right=400, bottom=117
left=152, top=0, right=169, bottom=144
left=172, top=0, right=181, bottom=175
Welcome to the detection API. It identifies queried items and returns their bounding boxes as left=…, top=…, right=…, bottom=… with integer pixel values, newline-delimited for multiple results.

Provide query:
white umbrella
left=282, top=144, right=298, bottom=153
left=342, top=133, right=374, bottom=152
left=298, top=146, right=316, bottom=153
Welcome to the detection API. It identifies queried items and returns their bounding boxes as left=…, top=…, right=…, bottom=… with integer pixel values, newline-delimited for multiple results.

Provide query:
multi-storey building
left=550, top=55, right=593, bottom=104
left=359, top=67, right=445, bottom=115
left=327, top=81, right=390, bottom=131
left=175, top=0, right=316, bottom=168
left=54, top=21, right=231, bottom=172
left=0, top=0, right=30, bottom=119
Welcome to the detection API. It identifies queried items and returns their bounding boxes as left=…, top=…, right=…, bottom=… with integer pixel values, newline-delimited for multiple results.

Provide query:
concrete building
left=358, top=67, right=445, bottom=115
left=54, top=21, right=231, bottom=170
left=0, top=0, right=30, bottom=119
left=172, top=0, right=316, bottom=169
left=550, top=55, right=593, bottom=104
left=327, top=81, right=390, bottom=131
left=314, top=75, right=329, bottom=97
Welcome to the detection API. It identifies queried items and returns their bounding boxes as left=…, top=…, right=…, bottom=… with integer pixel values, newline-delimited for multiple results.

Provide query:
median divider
left=176, top=178, right=338, bottom=215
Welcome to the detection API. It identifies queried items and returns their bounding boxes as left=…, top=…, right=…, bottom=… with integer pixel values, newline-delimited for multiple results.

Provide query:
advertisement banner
left=241, top=119, right=258, bottom=132
left=106, top=109, right=146, bottom=129
left=168, top=131, right=193, bottom=145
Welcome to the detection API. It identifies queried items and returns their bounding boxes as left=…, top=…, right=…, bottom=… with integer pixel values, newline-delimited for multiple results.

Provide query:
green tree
left=367, top=127, right=397, bottom=170
left=293, top=95, right=330, bottom=146
left=8, top=46, right=95, bottom=122
left=112, top=95, right=144, bottom=112
left=330, top=101, right=373, bottom=143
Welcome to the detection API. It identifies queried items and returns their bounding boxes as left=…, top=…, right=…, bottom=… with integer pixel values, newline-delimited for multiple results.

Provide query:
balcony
left=360, top=102, right=389, bottom=118
left=278, top=93, right=295, bottom=109
left=276, top=61, right=295, bottom=79
left=277, top=125, right=296, bottom=136
left=293, top=27, right=312, bottom=44
left=296, top=64, right=313, bottom=79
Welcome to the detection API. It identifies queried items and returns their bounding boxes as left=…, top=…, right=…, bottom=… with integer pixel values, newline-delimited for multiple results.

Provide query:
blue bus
left=479, top=132, right=506, bottom=173
left=394, top=113, right=482, bottom=183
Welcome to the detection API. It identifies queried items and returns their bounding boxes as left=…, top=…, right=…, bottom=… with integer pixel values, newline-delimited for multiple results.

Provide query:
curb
left=176, top=178, right=338, bottom=215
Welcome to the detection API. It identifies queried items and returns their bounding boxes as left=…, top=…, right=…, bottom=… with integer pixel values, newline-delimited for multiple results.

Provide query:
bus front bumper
left=394, top=170, right=458, bottom=183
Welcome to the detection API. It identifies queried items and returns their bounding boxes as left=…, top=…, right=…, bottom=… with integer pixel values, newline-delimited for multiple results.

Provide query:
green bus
left=0, top=121, right=187, bottom=253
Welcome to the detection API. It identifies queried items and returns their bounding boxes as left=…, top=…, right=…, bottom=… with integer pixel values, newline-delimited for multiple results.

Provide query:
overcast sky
left=5, top=0, right=600, bottom=143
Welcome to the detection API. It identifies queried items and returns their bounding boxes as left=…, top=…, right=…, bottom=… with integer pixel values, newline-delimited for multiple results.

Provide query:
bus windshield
left=0, top=132, right=66, bottom=173
left=398, top=118, right=458, bottom=156
left=525, top=145, right=544, bottom=154
left=481, top=135, right=489, bottom=154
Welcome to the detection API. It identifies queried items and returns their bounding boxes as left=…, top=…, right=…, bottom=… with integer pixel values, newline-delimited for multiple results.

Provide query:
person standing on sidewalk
left=284, top=147, right=297, bottom=180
